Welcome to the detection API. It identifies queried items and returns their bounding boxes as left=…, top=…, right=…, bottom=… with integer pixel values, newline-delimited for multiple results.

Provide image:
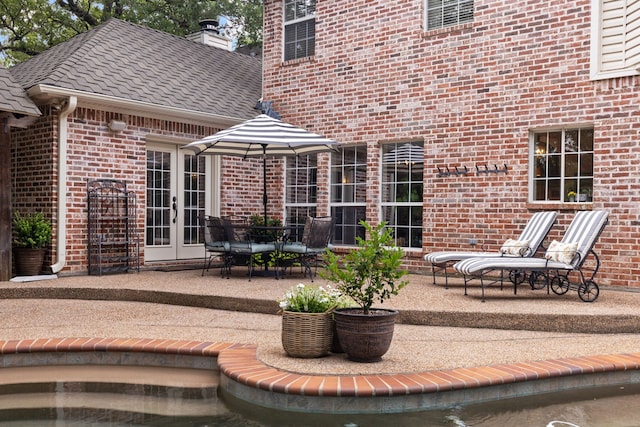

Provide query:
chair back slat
left=305, top=216, right=335, bottom=249
left=560, top=210, right=609, bottom=267
left=203, top=216, right=226, bottom=244
left=517, top=211, right=558, bottom=256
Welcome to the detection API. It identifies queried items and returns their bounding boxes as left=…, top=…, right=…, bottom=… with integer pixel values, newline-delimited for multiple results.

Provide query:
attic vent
left=199, top=19, right=219, bottom=35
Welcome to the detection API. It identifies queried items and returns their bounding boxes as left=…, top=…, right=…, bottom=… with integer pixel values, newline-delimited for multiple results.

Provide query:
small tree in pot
left=12, top=211, right=52, bottom=276
left=321, top=220, right=408, bottom=362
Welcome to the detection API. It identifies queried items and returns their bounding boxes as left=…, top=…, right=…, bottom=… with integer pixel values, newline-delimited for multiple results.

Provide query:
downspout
left=50, top=96, right=77, bottom=273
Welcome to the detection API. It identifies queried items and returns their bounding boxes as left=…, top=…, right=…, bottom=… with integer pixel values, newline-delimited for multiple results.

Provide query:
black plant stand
left=87, top=179, right=139, bottom=275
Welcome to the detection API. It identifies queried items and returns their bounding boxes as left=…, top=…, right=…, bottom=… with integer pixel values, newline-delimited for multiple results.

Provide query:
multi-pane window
left=285, top=155, right=317, bottom=241
left=425, top=0, right=474, bottom=31
left=381, top=142, right=424, bottom=248
left=284, top=0, right=316, bottom=61
left=330, top=145, right=367, bottom=245
left=532, top=128, right=594, bottom=203
left=590, top=0, right=640, bottom=79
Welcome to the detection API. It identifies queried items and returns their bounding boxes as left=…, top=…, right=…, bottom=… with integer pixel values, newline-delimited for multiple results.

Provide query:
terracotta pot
left=13, top=247, right=46, bottom=276
left=333, top=308, right=398, bottom=362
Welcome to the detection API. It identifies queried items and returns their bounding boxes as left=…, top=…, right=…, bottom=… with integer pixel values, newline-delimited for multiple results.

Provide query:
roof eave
left=27, top=84, right=246, bottom=128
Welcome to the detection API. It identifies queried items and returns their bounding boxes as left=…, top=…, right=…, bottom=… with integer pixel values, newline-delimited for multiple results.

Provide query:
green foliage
left=249, top=214, right=282, bottom=245
left=1, top=0, right=263, bottom=66
left=12, top=211, right=52, bottom=249
left=278, top=283, right=353, bottom=313
left=320, top=221, right=408, bottom=314
left=249, top=214, right=281, bottom=228
left=220, top=0, right=263, bottom=49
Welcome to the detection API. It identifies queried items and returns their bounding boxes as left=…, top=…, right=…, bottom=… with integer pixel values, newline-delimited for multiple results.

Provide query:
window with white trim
left=381, top=142, right=424, bottom=248
left=531, top=128, right=594, bottom=203
left=284, top=0, right=316, bottom=61
left=284, top=154, right=317, bottom=241
left=425, top=0, right=474, bottom=31
left=330, top=145, right=367, bottom=245
left=590, top=0, right=640, bottom=79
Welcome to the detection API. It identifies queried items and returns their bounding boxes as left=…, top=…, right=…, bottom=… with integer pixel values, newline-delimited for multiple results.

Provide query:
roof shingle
left=0, top=65, right=41, bottom=116
left=10, top=18, right=262, bottom=119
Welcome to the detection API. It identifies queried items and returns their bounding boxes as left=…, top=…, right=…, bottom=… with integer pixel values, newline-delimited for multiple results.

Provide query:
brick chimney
left=187, top=19, right=232, bottom=51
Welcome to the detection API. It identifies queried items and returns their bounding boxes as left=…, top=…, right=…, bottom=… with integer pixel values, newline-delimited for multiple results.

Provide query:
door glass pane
left=146, top=150, right=171, bottom=247
left=183, top=154, right=206, bottom=245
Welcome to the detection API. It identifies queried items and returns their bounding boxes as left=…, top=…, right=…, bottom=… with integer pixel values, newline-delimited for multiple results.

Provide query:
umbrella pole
left=262, top=146, right=268, bottom=226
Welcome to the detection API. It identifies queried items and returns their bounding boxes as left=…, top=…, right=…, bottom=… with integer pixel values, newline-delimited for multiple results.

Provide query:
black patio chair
left=224, top=219, right=278, bottom=281
left=280, top=216, right=335, bottom=281
left=201, top=216, right=231, bottom=277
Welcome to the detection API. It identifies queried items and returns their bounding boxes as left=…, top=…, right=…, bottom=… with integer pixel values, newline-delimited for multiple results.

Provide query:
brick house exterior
left=7, top=19, right=264, bottom=276
left=261, top=0, right=640, bottom=288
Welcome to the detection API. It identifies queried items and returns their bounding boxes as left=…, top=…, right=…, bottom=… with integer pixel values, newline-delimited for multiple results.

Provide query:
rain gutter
left=26, top=85, right=242, bottom=127
left=50, top=96, right=77, bottom=274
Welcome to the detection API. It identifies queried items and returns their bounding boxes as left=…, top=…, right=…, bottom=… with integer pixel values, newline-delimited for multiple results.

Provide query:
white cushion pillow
left=500, top=239, right=531, bottom=256
left=545, top=240, right=578, bottom=264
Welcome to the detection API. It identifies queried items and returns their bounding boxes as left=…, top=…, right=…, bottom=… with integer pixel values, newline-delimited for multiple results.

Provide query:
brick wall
left=11, top=106, right=266, bottom=274
left=262, top=0, right=640, bottom=288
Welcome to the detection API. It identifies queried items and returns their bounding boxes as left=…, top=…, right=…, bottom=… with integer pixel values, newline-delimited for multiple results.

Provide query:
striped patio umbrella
left=182, top=114, right=340, bottom=223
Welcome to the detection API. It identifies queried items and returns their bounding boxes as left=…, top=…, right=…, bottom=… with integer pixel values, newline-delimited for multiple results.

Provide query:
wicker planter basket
left=281, top=310, right=333, bottom=358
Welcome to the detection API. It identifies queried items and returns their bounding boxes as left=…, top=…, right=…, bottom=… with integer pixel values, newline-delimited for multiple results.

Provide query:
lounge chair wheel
left=550, top=276, right=570, bottom=295
left=528, top=272, right=547, bottom=290
left=578, top=280, right=599, bottom=302
left=509, top=270, right=526, bottom=285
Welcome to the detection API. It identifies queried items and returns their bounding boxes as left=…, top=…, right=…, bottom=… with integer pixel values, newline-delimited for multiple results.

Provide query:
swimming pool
left=2, top=379, right=640, bottom=426
left=2, top=337, right=640, bottom=426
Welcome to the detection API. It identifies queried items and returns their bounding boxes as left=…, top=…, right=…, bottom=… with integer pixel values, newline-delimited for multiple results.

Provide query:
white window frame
left=283, top=0, right=316, bottom=61
left=424, top=0, right=474, bottom=31
left=529, top=127, right=594, bottom=203
left=284, top=154, right=317, bottom=239
left=590, top=0, right=640, bottom=80
left=330, top=145, right=367, bottom=246
left=380, top=142, right=424, bottom=249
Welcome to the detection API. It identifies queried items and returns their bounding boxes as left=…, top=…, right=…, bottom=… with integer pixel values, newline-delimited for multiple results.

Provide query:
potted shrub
left=277, top=283, right=347, bottom=358
left=12, top=211, right=52, bottom=276
left=321, top=220, right=408, bottom=362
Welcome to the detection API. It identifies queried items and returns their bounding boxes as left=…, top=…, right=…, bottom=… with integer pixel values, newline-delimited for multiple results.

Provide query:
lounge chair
left=424, top=211, right=558, bottom=288
left=453, top=210, right=609, bottom=302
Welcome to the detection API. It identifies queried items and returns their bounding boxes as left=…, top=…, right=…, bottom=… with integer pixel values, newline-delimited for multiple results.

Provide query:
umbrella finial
left=255, top=100, right=281, bottom=120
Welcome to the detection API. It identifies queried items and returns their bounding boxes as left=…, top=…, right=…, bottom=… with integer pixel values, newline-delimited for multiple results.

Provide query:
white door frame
left=145, top=140, right=220, bottom=262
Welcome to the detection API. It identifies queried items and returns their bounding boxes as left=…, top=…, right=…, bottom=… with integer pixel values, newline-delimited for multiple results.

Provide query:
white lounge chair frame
left=453, top=210, right=609, bottom=302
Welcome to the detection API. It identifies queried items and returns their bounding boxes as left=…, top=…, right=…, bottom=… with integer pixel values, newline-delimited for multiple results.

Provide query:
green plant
left=12, top=211, right=52, bottom=249
left=278, top=283, right=351, bottom=313
left=321, top=220, right=408, bottom=314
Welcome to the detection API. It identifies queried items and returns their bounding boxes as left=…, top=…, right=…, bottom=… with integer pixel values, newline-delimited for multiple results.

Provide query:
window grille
left=284, top=0, right=316, bottom=60
left=426, top=0, right=474, bottom=31
left=531, top=128, right=594, bottom=203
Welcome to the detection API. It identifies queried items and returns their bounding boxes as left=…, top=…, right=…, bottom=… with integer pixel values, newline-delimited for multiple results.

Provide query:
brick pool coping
left=3, top=337, right=640, bottom=412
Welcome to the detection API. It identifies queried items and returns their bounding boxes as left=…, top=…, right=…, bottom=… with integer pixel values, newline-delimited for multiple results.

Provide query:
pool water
left=0, top=369, right=639, bottom=426
left=223, top=383, right=640, bottom=427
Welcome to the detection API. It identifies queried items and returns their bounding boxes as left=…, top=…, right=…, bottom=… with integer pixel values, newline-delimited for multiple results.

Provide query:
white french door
left=145, top=143, right=214, bottom=261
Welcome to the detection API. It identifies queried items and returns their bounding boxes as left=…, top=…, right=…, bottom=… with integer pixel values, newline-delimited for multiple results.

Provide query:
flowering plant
left=278, top=283, right=352, bottom=313
left=567, top=191, right=577, bottom=198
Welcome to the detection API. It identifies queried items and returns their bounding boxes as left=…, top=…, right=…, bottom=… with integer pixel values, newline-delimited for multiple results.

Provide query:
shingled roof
left=10, top=18, right=262, bottom=119
left=0, top=65, right=40, bottom=116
